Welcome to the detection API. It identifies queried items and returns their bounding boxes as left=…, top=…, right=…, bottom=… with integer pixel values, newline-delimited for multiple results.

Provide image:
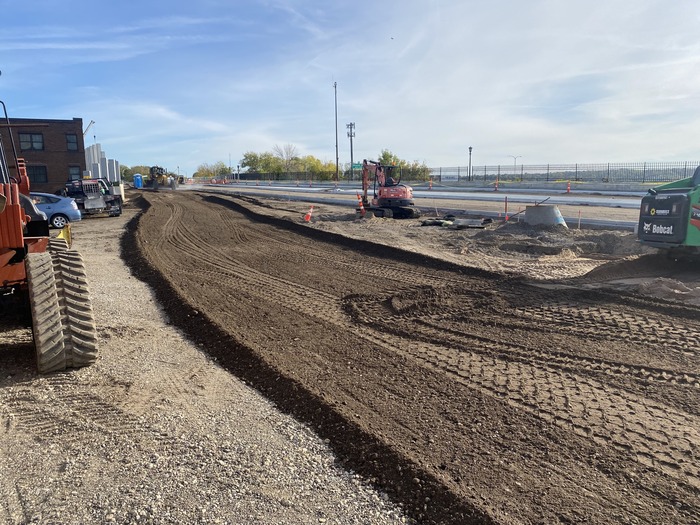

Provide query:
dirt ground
left=130, top=190, right=699, bottom=524
left=2, top=188, right=700, bottom=524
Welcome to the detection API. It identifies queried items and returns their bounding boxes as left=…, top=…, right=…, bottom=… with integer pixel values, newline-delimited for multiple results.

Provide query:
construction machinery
left=0, top=101, right=98, bottom=373
left=148, top=166, right=168, bottom=189
left=637, top=166, right=700, bottom=258
left=358, top=159, right=421, bottom=219
left=64, top=177, right=122, bottom=217
left=638, top=166, right=700, bottom=257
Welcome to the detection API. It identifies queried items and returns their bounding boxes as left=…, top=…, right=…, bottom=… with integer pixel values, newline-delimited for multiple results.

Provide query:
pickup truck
left=64, top=178, right=122, bottom=217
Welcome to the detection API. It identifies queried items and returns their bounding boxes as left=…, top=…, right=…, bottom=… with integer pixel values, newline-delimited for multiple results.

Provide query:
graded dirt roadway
left=127, top=190, right=698, bottom=524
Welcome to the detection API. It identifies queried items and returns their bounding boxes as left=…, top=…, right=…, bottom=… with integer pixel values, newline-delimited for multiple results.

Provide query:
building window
left=68, top=166, right=82, bottom=180
left=66, top=134, right=78, bottom=151
left=19, top=133, right=44, bottom=151
left=27, top=165, right=48, bottom=184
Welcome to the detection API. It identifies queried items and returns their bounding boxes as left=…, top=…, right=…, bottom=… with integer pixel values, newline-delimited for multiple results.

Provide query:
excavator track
left=25, top=252, right=67, bottom=373
left=50, top=249, right=98, bottom=369
left=48, top=237, right=70, bottom=253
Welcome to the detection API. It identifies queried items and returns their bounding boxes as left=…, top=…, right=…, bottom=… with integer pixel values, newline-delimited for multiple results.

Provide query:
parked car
left=30, top=192, right=82, bottom=228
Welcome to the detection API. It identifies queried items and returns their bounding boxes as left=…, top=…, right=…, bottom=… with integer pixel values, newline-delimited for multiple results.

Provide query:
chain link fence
left=429, top=161, right=700, bottom=184
left=220, top=161, right=700, bottom=184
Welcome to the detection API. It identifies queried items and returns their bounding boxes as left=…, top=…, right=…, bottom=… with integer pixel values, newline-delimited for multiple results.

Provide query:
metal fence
left=429, top=161, right=700, bottom=184
left=221, top=161, right=700, bottom=184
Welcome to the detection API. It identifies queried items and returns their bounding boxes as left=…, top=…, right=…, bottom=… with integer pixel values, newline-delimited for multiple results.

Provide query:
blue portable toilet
left=133, top=174, right=143, bottom=189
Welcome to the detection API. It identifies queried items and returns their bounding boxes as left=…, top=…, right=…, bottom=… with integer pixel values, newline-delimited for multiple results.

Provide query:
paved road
left=187, top=183, right=642, bottom=229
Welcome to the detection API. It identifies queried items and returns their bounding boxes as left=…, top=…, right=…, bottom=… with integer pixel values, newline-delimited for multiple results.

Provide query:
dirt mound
left=638, top=278, right=700, bottom=305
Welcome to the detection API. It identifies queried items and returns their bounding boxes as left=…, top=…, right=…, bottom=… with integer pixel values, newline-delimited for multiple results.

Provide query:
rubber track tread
left=26, top=252, right=67, bottom=373
left=48, top=238, right=69, bottom=253
left=51, top=250, right=98, bottom=368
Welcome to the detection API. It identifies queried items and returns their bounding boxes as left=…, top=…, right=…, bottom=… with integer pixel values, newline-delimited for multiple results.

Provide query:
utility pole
left=347, top=122, right=355, bottom=180
left=508, top=155, right=522, bottom=180
left=334, top=82, right=339, bottom=183
left=468, top=146, right=473, bottom=182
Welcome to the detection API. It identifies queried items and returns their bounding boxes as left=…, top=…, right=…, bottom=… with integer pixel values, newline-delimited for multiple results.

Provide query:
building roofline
left=3, top=117, right=82, bottom=124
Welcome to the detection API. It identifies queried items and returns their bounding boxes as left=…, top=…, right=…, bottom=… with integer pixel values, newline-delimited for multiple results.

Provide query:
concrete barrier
left=525, top=205, right=568, bottom=228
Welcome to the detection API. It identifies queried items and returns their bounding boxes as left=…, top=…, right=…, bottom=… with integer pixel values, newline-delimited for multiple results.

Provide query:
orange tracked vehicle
left=0, top=101, right=98, bottom=373
left=359, top=159, right=421, bottom=219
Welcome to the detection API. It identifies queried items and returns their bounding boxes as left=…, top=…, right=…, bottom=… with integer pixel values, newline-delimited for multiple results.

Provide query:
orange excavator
left=359, top=159, right=421, bottom=219
left=0, top=101, right=97, bottom=373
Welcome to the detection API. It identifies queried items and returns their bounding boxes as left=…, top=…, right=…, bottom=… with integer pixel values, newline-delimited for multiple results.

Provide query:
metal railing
left=213, top=161, right=700, bottom=185
left=429, top=161, right=700, bottom=184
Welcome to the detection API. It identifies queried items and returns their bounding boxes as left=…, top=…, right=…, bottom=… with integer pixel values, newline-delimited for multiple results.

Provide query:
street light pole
left=347, top=122, right=355, bottom=180
left=468, top=146, right=473, bottom=182
left=334, top=82, right=339, bottom=183
left=508, top=155, right=522, bottom=180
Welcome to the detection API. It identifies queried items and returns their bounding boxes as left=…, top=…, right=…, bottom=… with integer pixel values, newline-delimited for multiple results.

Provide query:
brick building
left=0, top=117, right=86, bottom=194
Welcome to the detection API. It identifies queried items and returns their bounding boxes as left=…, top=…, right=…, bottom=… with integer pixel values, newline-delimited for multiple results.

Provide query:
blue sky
left=2, top=0, right=700, bottom=176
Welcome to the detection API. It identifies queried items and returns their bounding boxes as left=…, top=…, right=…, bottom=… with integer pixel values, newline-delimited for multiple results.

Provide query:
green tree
left=376, top=150, right=429, bottom=181
left=378, top=149, right=402, bottom=167
left=259, top=152, right=283, bottom=175
left=318, top=160, right=336, bottom=181
left=240, top=151, right=262, bottom=172
left=241, top=151, right=283, bottom=174
left=297, top=155, right=323, bottom=176
left=404, top=160, right=431, bottom=181
left=194, top=161, right=228, bottom=179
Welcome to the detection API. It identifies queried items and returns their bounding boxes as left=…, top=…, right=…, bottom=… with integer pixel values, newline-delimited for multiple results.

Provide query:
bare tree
left=272, top=143, right=299, bottom=175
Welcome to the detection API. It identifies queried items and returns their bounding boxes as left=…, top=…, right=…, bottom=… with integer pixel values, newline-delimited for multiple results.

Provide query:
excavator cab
left=383, top=165, right=401, bottom=187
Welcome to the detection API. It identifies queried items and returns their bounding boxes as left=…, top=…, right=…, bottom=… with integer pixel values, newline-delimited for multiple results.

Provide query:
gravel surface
left=0, top=205, right=409, bottom=525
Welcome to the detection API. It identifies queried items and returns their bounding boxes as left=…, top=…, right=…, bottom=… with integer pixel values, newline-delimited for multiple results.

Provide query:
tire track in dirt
left=143, top=194, right=475, bottom=330
left=151, top=197, right=345, bottom=322
left=418, top=315, right=700, bottom=386
left=212, top=197, right=473, bottom=294
left=138, top=195, right=338, bottom=315
left=0, top=482, right=28, bottom=525
left=210, top=193, right=494, bottom=290
left=512, top=301, right=699, bottom=357
left=346, top=290, right=700, bottom=489
left=3, top=377, right=178, bottom=451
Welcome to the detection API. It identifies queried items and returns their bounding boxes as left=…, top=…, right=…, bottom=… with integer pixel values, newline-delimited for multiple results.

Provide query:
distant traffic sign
left=351, top=163, right=362, bottom=169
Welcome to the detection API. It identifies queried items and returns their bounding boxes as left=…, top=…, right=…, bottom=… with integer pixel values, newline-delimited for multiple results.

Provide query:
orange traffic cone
left=566, top=181, right=571, bottom=193
left=304, top=205, right=314, bottom=222
left=356, top=193, right=366, bottom=217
